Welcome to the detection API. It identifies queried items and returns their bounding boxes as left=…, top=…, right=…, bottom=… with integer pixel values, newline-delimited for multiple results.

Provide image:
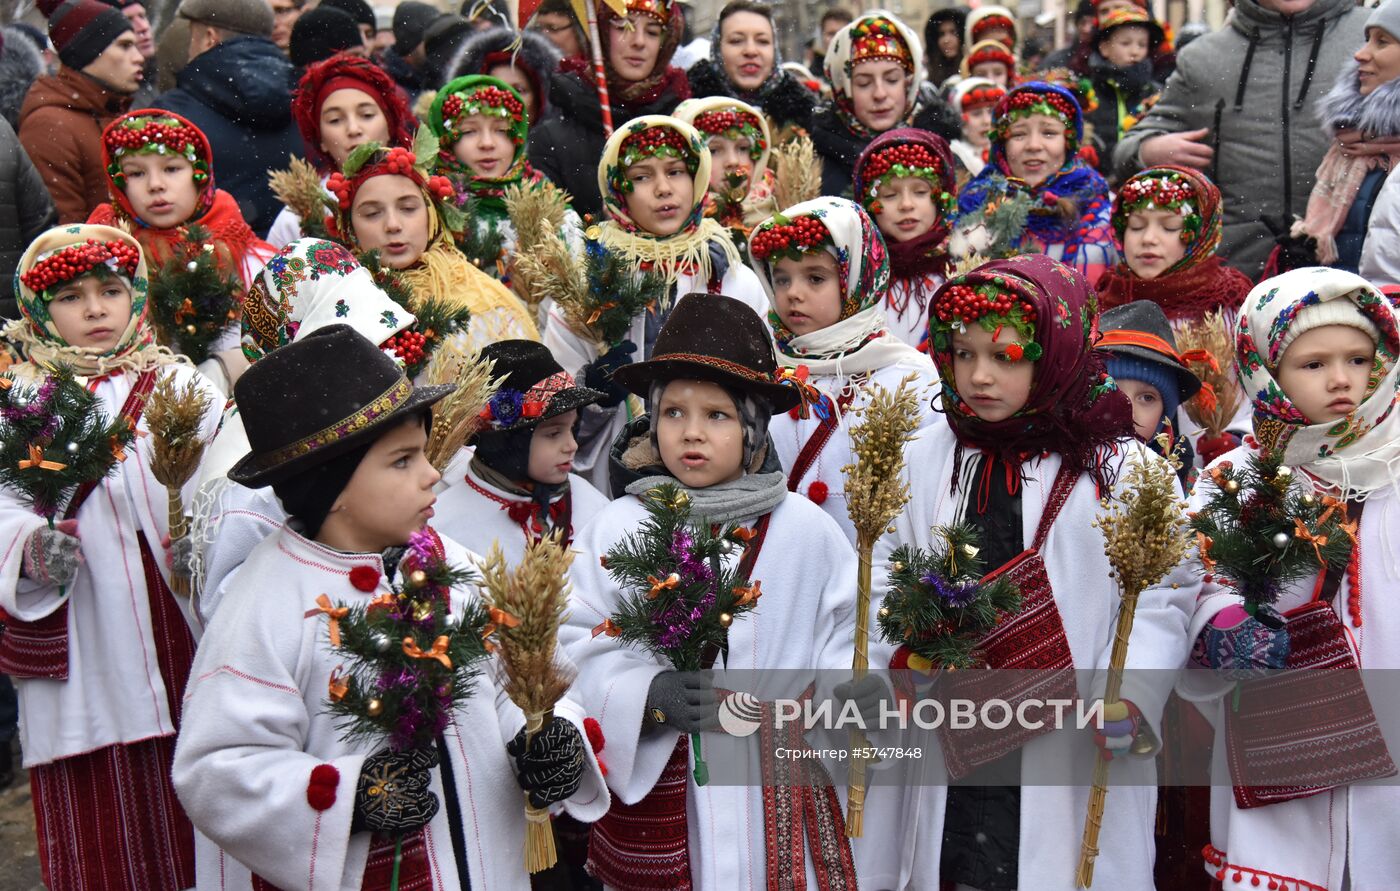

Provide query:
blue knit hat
left=1106, top=354, right=1181, bottom=425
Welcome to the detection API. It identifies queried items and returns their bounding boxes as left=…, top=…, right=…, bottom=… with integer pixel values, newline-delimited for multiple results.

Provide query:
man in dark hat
left=375, top=0, right=440, bottom=95
left=288, top=6, right=366, bottom=69
left=320, top=0, right=378, bottom=52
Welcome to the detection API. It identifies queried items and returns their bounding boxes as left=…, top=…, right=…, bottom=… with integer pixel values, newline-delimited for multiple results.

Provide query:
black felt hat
left=1096, top=302, right=1202, bottom=400
left=229, top=324, right=454, bottom=488
left=476, top=339, right=606, bottom=433
left=611, top=293, right=801, bottom=412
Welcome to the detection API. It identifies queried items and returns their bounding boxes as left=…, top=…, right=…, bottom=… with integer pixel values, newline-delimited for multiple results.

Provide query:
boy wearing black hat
left=1096, top=301, right=1202, bottom=460
left=172, top=325, right=609, bottom=891
left=435, top=340, right=609, bottom=563
left=562, top=294, right=863, bottom=890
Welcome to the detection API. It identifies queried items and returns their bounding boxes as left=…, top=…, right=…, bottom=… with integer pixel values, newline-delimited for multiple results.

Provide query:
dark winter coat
left=811, top=94, right=961, bottom=198
left=0, top=26, right=44, bottom=131
left=18, top=67, right=132, bottom=224
left=1111, top=0, right=1367, bottom=278
left=1084, top=54, right=1160, bottom=181
left=152, top=36, right=303, bottom=238
left=0, top=116, right=57, bottom=318
left=375, top=48, right=424, bottom=100
left=529, top=71, right=689, bottom=220
left=685, top=58, right=815, bottom=133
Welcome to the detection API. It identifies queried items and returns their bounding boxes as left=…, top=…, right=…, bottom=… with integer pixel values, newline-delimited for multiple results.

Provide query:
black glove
left=507, top=717, right=586, bottom=808
left=833, top=674, right=895, bottom=730
left=352, top=747, right=440, bottom=834
left=581, top=340, right=637, bottom=408
left=644, top=670, right=719, bottom=734
left=1262, top=215, right=1319, bottom=271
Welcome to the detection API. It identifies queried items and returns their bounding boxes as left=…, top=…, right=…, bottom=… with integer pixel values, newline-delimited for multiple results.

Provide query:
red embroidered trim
left=1348, top=533, right=1362, bottom=628
left=1202, top=844, right=1327, bottom=891
left=465, top=477, right=573, bottom=545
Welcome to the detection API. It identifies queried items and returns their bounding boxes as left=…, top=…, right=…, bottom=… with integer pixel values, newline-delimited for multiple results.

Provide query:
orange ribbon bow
left=592, top=618, right=622, bottom=639
left=307, top=594, right=349, bottom=647
left=109, top=435, right=128, bottom=463
left=366, top=593, right=397, bottom=616
left=1178, top=348, right=1220, bottom=373
left=1292, top=518, right=1331, bottom=564
left=731, top=526, right=758, bottom=544
left=0, top=376, right=12, bottom=390
left=732, top=581, right=762, bottom=606
left=328, top=665, right=349, bottom=702
left=403, top=635, right=453, bottom=670
left=1196, top=532, right=1216, bottom=573
left=647, top=572, right=680, bottom=599
left=1194, top=381, right=1218, bottom=415
left=481, top=606, right=521, bottom=652
left=586, top=301, right=619, bottom=327
left=18, top=444, right=66, bottom=472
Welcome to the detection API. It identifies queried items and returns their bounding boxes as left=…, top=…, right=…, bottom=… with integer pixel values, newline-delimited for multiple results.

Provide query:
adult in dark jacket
left=924, top=6, right=968, bottom=86
left=375, top=1, right=438, bottom=97
left=152, top=0, right=303, bottom=237
left=811, top=11, right=960, bottom=198
left=444, top=26, right=562, bottom=124
left=1111, top=0, right=1367, bottom=278
left=685, top=0, right=815, bottom=135
left=0, top=26, right=45, bottom=131
left=0, top=117, right=57, bottom=318
left=530, top=0, right=691, bottom=219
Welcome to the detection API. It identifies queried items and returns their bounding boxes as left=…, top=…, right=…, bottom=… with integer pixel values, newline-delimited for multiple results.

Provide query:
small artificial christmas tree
left=147, top=223, right=243, bottom=363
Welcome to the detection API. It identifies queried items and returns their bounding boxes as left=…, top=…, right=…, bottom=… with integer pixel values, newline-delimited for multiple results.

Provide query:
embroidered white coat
left=172, top=526, right=610, bottom=891
left=432, top=463, right=609, bottom=566
left=541, top=263, right=769, bottom=494
left=562, top=491, right=864, bottom=891
left=771, top=359, right=942, bottom=546
left=1176, top=444, right=1400, bottom=891
left=0, top=363, right=223, bottom=767
left=872, top=425, right=1197, bottom=891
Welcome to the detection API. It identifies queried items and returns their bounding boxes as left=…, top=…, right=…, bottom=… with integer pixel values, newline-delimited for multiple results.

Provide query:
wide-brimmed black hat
left=229, top=324, right=454, bottom=488
left=476, top=339, right=606, bottom=433
left=611, top=293, right=801, bottom=412
left=1096, top=302, right=1203, bottom=400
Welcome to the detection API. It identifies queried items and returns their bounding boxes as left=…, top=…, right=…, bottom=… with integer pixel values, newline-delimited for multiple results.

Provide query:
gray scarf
left=624, top=470, right=787, bottom=526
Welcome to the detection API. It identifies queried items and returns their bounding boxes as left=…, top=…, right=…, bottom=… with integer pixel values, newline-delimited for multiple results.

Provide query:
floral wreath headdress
left=931, top=278, right=1043, bottom=362
left=1112, top=169, right=1203, bottom=244
left=102, top=112, right=213, bottom=214
left=857, top=141, right=956, bottom=218
left=325, top=133, right=462, bottom=239
left=690, top=106, right=768, bottom=163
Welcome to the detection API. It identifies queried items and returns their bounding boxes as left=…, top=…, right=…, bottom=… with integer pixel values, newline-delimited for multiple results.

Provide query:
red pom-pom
left=306, top=763, right=340, bottom=811
left=584, top=716, right=605, bottom=751
left=507, top=502, right=534, bottom=524
left=348, top=565, right=380, bottom=592
left=807, top=481, right=829, bottom=504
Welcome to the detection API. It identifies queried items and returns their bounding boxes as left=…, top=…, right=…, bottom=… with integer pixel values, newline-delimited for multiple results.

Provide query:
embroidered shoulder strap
left=63, top=369, right=159, bottom=520
left=786, top=393, right=854, bottom=493
left=1029, top=463, right=1080, bottom=553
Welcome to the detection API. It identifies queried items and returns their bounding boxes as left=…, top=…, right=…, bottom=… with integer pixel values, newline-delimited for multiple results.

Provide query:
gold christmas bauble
left=878, top=607, right=890, bottom=618
left=718, top=612, right=733, bottom=628
left=409, top=570, right=428, bottom=587
left=1224, top=480, right=1240, bottom=493
left=1276, top=465, right=1293, bottom=480
left=366, top=698, right=384, bottom=717
left=185, top=324, right=197, bottom=335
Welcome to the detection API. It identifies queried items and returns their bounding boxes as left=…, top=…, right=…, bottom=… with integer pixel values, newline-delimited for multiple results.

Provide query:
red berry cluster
left=326, top=171, right=355, bottom=209
left=103, top=116, right=202, bottom=158
left=961, top=85, right=1006, bottom=111
left=750, top=214, right=833, bottom=262
left=862, top=142, right=945, bottom=184
left=999, top=89, right=1078, bottom=125
left=384, top=329, right=428, bottom=366
left=693, top=109, right=762, bottom=137
left=465, top=86, right=523, bottom=118
left=971, top=14, right=1015, bottom=42
left=621, top=126, right=691, bottom=160
left=966, top=44, right=1015, bottom=70
left=1118, top=172, right=1193, bottom=210
left=441, top=95, right=464, bottom=119
left=21, top=239, right=140, bottom=292
left=425, top=174, right=455, bottom=202
left=934, top=282, right=1037, bottom=328
left=380, top=147, right=417, bottom=175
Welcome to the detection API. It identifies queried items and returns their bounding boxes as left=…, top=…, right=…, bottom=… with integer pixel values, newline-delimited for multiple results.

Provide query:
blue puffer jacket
left=152, top=37, right=303, bottom=237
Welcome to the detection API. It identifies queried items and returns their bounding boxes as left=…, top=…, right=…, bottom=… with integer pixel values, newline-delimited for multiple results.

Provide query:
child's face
left=951, top=323, right=1034, bottom=422
left=1275, top=325, right=1376, bottom=424
left=623, top=155, right=694, bottom=237
left=851, top=59, right=910, bottom=132
left=971, top=61, right=1010, bottom=87
left=1117, top=378, right=1165, bottom=441
left=873, top=175, right=939, bottom=244
left=706, top=134, right=754, bottom=192
left=1004, top=114, right=1067, bottom=188
left=452, top=112, right=514, bottom=177
left=351, top=174, right=430, bottom=269
left=963, top=105, right=995, bottom=147
left=771, top=252, right=843, bottom=335
left=118, top=153, right=199, bottom=228
left=656, top=379, right=745, bottom=487
left=318, top=87, right=390, bottom=167
left=324, top=416, right=440, bottom=552
left=1122, top=208, right=1187, bottom=280
left=607, top=12, right=664, bottom=82
left=1099, top=25, right=1151, bottom=67
left=980, top=26, right=1015, bottom=48
left=527, top=410, right=579, bottom=485
left=486, top=63, right=536, bottom=121
left=46, top=272, right=133, bottom=351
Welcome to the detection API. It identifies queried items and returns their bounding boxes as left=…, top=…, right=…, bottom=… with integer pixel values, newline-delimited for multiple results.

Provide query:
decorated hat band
left=103, top=113, right=210, bottom=190
left=850, top=16, right=915, bottom=72
left=932, top=280, right=1043, bottom=361
left=20, top=238, right=142, bottom=296
left=623, top=0, right=669, bottom=24
left=971, top=13, right=1016, bottom=43
left=477, top=369, right=579, bottom=431
left=438, top=83, right=527, bottom=147
left=1112, top=169, right=1202, bottom=243
left=691, top=108, right=768, bottom=162
left=749, top=213, right=836, bottom=264
left=858, top=141, right=955, bottom=216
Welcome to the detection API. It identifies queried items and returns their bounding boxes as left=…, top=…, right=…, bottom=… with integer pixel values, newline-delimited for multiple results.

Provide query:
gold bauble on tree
left=409, top=570, right=428, bottom=587
left=718, top=612, right=733, bottom=628
left=366, top=698, right=384, bottom=717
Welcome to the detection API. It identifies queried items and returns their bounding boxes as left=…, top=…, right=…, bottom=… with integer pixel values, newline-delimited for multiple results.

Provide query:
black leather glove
left=581, top=340, right=637, bottom=408
left=1262, top=215, right=1319, bottom=271
left=507, top=716, right=586, bottom=808
left=833, top=674, right=895, bottom=730
left=643, top=670, right=719, bottom=734
left=352, top=747, right=440, bottom=834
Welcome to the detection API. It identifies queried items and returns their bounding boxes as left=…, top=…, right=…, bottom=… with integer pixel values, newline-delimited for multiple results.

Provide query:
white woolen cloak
left=561, top=491, right=873, bottom=890
left=541, top=263, right=770, bottom=494
left=0, top=364, right=224, bottom=767
left=172, top=526, right=610, bottom=891
left=432, top=463, right=608, bottom=566
left=872, top=424, right=1198, bottom=891
left=1176, top=444, right=1400, bottom=891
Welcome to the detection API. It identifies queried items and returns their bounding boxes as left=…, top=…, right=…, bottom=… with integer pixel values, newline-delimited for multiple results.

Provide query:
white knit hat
left=1366, top=0, right=1400, bottom=41
left=1275, top=296, right=1381, bottom=360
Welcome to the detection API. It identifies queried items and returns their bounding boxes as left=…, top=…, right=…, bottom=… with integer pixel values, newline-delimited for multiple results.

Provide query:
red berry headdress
left=991, top=82, right=1084, bottom=153
left=931, top=279, right=1042, bottom=361
left=432, top=76, right=529, bottom=149
left=691, top=107, right=768, bottom=162
left=853, top=138, right=956, bottom=218
left=962, top=39, right=1017, bottom=78
left=325, top=142, right=462, bottom=242
left=100, top=110, right=214, bottom=214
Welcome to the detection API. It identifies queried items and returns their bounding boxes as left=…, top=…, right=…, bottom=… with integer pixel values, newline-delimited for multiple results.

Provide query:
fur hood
left=0, top=26, right=44, bottom=130
left=607, top=416, right=780, bottom=496
left=1318, top=56, right=1400, bottom=139
left=445, top=27, right=563, bottom=117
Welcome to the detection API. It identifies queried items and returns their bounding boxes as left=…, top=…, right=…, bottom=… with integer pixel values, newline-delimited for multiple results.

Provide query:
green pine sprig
left=879, top=523, right=1022, bottom=670
left=582, top=237, right=667, bottom=348
left=1189, top=450, right=1355, bottom=614
left=147, top=224, right=243, bottom=364
left=600, top=484, right=761, bottom=672
left=453, top=192, right=507, bottom=275
left=0, top=364, right=138, bottom=519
